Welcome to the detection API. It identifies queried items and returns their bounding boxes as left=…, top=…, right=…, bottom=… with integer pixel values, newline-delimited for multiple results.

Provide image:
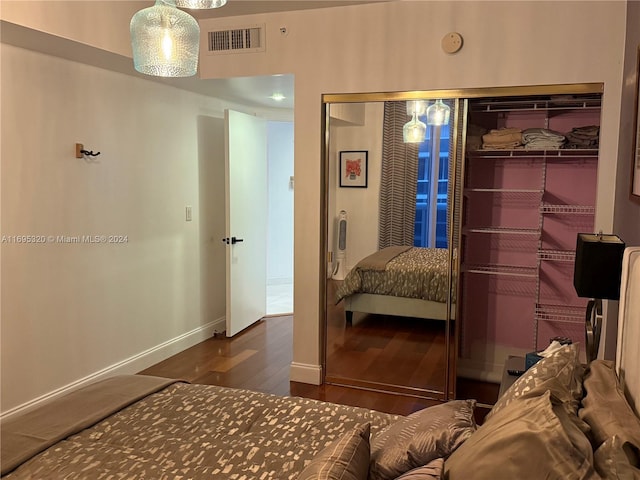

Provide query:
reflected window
left=415, top=124, right=450, bottom=248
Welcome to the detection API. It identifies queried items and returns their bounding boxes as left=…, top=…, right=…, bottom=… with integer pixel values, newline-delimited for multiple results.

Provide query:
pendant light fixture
left=426, top=99, right=451, bottom=126
left=175, top=0, right=227, bottom=8
left=130, top=0, right=200, bottom=78
left=403, top=100, right=427, bottom=143
left=403, top=113, right=427, bottom=143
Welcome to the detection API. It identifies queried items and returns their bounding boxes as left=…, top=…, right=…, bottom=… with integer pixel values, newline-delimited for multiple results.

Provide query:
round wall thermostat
left=442, top=32, right=463, bottom=54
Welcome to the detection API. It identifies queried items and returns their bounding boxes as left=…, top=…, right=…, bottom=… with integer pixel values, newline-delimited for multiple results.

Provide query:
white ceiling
left=187, top=0, right=377, bottom=20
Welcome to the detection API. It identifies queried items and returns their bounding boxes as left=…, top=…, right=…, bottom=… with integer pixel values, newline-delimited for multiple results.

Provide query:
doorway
left=266, top=120, right=294, bottom=315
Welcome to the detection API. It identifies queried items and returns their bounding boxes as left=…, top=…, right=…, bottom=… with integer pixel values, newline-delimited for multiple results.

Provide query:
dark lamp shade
left=573, top=233, right=625, bottom=300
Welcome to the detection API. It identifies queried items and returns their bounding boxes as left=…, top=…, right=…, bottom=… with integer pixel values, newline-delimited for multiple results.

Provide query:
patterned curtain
left=378, top=101, right=419, bottom=249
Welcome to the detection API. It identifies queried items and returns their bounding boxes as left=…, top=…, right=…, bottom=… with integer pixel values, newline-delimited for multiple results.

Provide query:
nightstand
left=498, top=355, right=526, bottom=398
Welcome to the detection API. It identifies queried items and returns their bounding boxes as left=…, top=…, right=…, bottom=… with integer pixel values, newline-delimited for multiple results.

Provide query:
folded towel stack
left=565, top=125, right=599, bottom=149
left=522, top=128, right=565, bottom=150
left=481, top=127, right=523, bottom=150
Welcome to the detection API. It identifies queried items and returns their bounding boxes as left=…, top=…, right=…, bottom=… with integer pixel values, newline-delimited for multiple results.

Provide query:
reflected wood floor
left=139, top=316, right=442, bottom=416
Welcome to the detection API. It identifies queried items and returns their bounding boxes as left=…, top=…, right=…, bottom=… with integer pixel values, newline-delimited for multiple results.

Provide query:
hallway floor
left=266, top=282, right=292, bottom=315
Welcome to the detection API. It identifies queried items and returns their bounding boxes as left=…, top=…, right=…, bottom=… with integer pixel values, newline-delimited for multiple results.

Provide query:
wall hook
left=75, top=143, right=101, bottom=159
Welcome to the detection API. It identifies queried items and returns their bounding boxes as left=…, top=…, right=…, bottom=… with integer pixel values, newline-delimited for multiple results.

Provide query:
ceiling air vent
left=208, top=25, right=265, bottom=55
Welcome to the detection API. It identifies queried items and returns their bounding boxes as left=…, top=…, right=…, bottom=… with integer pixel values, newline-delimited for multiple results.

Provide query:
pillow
left=579, top=360, right=640, bottom=452
left=487, top=343, right=583, bottom=420
left=395, top=458, right=443, bottom=479
left=444, top=391, right=599, bottom=480
left=297, top=423, right=370, bottom=480
left=593, top=436, right=640, bottom=480
left=369, top=400, right=475, bottom=480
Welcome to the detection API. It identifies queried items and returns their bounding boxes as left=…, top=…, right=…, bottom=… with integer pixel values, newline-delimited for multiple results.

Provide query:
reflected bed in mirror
left=322, top=94, right=463, bottom=400
left=335, top=246, right=450, bottom=326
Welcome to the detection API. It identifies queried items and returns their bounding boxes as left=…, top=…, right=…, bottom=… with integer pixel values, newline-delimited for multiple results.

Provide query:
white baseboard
left=0, top=317, right=225, bottom=421
left=290, top=362, right=322, bottom=385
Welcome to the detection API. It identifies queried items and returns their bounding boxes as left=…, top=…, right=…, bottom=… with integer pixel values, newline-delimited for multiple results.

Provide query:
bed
left=2, top=247, right=639, bottom=480
left=335, top=246, right=452, bottom=325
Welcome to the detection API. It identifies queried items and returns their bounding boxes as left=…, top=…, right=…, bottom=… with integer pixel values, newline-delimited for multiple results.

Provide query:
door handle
left=222, top=236, right=244, bottom=245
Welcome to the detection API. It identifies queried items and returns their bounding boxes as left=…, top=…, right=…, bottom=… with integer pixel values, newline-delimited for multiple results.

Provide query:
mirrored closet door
left=321, top=93, right=464, bottom=401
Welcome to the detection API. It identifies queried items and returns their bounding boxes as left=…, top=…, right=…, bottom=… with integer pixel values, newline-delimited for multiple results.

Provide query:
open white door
left=224, top=109, right=268, bottom=336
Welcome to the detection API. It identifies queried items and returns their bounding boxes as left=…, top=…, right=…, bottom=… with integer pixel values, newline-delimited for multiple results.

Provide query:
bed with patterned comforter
left=1, top=375, right=401, bottom=479
left=336, top=246, right=454, bottom=325
left=4, top=344, right=640, bottom=479
left=335, top=247, right=450, bottom=304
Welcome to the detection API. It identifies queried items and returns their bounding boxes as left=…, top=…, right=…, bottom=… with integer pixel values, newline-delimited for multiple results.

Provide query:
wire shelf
left=467, top=149, right=599, bottom=159
left=469, top=97, right=601, bottom=112
left=464, top=226, right=540, bottom=236
left=466, top=188, right=543, bottom=195
left=463, top=264, right=538, bottom=278
left=535, top=304, right=585, bottom=324
left=540, top=204, right=595, bottom=215
left=537, top=249, right=576, bottom=262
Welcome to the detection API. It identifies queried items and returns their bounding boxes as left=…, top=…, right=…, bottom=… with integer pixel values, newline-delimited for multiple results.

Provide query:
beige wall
left=1, top=1, right=639, bottom=407
left=329, top=102, right=384, bottom=271
left=0, top=44, right=231, bottom=415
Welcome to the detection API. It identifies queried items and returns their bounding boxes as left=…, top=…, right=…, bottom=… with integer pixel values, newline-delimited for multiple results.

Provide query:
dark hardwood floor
left=139, top=315, right=498, bottom=420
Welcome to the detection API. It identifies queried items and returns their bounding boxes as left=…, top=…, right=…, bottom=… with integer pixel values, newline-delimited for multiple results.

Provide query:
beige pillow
left=395, top=458, right=443, bottom=479
left=580, top=360, right=640, bottom=452
left=487, top=343, right=583, bottom=420
left=593, top=436, right=640, bottom=480
left=444, top=391, right=599, bottom=480
left=297, top=423, right=370, bottom=480
left=369, top=400, right=475, bottom=480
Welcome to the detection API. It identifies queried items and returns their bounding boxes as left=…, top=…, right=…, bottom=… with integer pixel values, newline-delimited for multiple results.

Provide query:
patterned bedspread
left=336, top=247, right=450, bottom=304
left=4, top=379, right=398, bottom=479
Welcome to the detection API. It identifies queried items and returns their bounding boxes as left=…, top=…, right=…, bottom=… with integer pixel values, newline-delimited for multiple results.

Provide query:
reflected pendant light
left=130, top=0, right=200, bottom=77
left=406, top=99, right=427, bottom=117
left=403, top=100, right=427, bottom=143
left=426, top=99, right=451, bottom=126
left=175, top=0, right=227, bottom=8
left=403, top=112, right=427, bottom=143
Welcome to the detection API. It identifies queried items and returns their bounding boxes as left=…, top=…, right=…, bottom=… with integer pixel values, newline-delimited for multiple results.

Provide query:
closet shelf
left=464, top=226, right=540, bottom=236
left=466, top=149, right=599, bottom=159
left=465, top=188, right=543, bottom=195
left=540, top=204, right=595, bottom=215
left=537, top=249, right=576, bottom=262
left=535, top=304, right=585, bottom=324
left=469, top=97, right=601, bottom=113
left=463, top=264, right=538, bottom=278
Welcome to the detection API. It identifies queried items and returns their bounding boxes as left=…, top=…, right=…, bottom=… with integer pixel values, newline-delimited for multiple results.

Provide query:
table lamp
left=573, top=232, right=625, bottom=362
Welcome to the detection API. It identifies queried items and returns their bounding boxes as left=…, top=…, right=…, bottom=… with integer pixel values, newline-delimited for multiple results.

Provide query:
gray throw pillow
left=369, top=400, right=475, bottom=480
left=579, top=360, right=640, bottom=452
left=395, top=458, right=443, bottom=479
left=593, top=435, right=640, bottom=479
left=487, top=343, right=583, bottom=420
left=297, top=423, right=370, bottom=480
left=444, top=391, right=599, bottom=480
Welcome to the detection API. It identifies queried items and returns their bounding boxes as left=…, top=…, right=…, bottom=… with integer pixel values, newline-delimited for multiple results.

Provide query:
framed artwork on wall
left=632, top=46, right=640, bottom=200
left=339, top=150, right=368, bottom=188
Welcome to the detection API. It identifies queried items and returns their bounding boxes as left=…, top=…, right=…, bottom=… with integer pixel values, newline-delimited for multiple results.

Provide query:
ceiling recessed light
left=270, top=93, right=286, bottom=102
